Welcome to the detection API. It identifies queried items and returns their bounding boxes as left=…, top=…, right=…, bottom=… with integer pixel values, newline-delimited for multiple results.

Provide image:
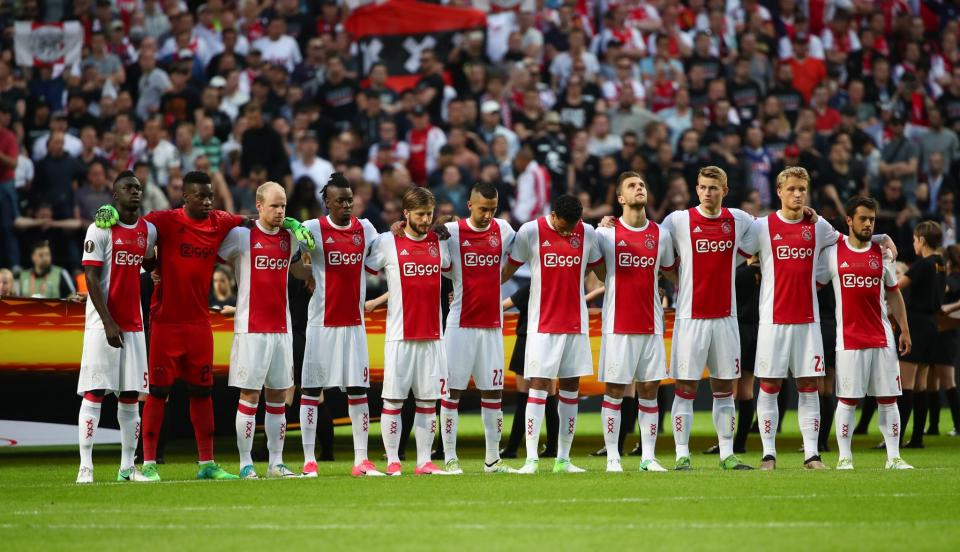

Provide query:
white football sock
left=265, top=402, right=286, bottom=467
left=440, top=397, right=460, bottom=463
left=672, top=389, right=695, bottom=459
left=414, top=401, right=436, bottom=467
left=637, top=398, right=659, bottom=461
left=713, top=392, right=736, bottom=460
left=236, top=399, right=258, bottom=467
left=299, top=395, right=320, bottom=464
left=480, top=398, right=503, bottom=464
left=381, top=401, right=404, bottom=465
left=557, top=390, right=579, bottom=460
left=525, top=389, right=548, bottom=460
left=347, top=394, right=370, bottom=466
left=601, top=395, right=623, bottom=461
left=797, top=387, right=821, bottom=459
left=78, top=394, right=103, bottom=470
left=116, top=398, right=140, bottom=470
left=878, top=400, right=902, bottom=460
left=757, top=383, right=780, bottom=458
left=835, top=399, right=857, bottom=459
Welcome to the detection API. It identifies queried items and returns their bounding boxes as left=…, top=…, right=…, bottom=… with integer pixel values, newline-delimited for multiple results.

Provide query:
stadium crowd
left=2, top=0, right=960, bottom=296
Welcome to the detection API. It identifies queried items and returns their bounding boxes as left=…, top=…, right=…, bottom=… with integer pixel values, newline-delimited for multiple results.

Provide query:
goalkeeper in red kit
left=94, top=171, right=315, bottom=480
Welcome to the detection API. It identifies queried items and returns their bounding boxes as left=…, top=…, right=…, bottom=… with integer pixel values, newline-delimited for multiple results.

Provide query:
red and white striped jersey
left=596, top=218, right=675, bottom=335
left=661, top=206, right=755, bottom=320
left=742, top=212, right=841, bottom=325
left=817, top=239, right=898, bottom=350
left=217, top=222, right=297, bottom=334
left=364, top=231, right=451, bottom=341
left=303, top=216, right=379, bottom=328
left=444, top=218, right=516, bottom=329
left=507, top=216, right=603, bottom=334
left=81, top=219, right=157, bottom=332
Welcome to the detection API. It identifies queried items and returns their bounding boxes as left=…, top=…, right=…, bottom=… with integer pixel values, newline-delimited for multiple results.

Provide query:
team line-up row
left=74, top=165, right=915, bottom=483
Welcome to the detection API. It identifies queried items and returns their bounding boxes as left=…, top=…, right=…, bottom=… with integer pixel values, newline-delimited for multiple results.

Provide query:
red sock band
left=142, top=394, right=166, bottom=462
left=189, top=395, right=215, bottom=462
left=760, top=382, right=782, bottom=394
left=674, top=389, right=697, bottom=400
left=83, top=392, right=104, bottom=403
left=237, top=403, right=258, bottom=416
left=712, top=391, right=734, bottom=399
left=558, top=395, right=578, bottom=405
left=347, top=397, right=368, bottom=406
left=301, top=397, right=320, bottom=407
left=415, top=407, right=435, bottom=414
left=838, top=398, right=860, bottom=406
left=118, top=396, right=138, bottom=405
left=265, top=404, right=285, bottom=415
left=638, top=404, right=659, bottom=414
left=601, top=401, right=622, bottom=410
left=797, top=387, right=818, bottom=394
left=440, top=399, right=460, bottom=410
left=877, top=397, right=897, bottom=405
left=480, top=401, right=501, bottom=409
left=527, top=396, right=547, bottom=405
left=381, top=407, right=402, bottom=415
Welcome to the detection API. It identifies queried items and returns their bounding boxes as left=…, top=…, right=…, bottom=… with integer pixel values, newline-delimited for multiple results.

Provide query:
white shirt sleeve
left=304, top=219, right=323, bottom=255
left=364, top=233, right=388, bottom=272
left=585, top=225, right=603, bottom=266
left=440, top=239, right=452, bottom=270
left=81, top=224, right=110, bottom=266
left=815, top=248, right=834, bottom=286
left=361, top=219, right=379, bottom=255
left=508, top=222, right=532, bottom=264
left=883, top=258, right=898, bottom=289
left=739, top=218, right=761, bottom=256
left=499, top=219, right=517, bottom=259
left=217, top=227, right=242, bottom=261
left=659, top=227, right=676, bottom=269
left=816, top=217, right=842, bottom=250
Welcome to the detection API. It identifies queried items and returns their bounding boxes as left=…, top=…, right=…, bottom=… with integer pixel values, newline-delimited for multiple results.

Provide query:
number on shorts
left=492, top=369, right=503, bottom=387
left=735, top=358, right=741, bottom=376
left=143, top=373, right=148, bottom=389
left=896, top=375, right=901, bottom=391
left=814, top=355, right=823, bottom=373
left=440, top=378, right=447, bottom=395
left=362, top=366, right=369, bottom=383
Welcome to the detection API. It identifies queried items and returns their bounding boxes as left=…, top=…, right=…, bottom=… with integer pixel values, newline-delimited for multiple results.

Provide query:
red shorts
left=149, top=321, right=214, bottom=387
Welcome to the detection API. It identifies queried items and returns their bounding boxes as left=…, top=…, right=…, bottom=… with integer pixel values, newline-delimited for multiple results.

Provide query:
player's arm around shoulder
left=502, top=221, right=532, bottom=283
left=216, top=226, right=246, bottom=264
left=364, top=232, right=391, bottom=274
left=814, top=246, right=836, bottom=288
left=289, top=230, right=313, bottom=281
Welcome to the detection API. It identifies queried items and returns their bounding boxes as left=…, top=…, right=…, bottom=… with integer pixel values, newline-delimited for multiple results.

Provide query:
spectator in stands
left=75, top=160, right=112, bottom=224
left=15, top=240, right=75, bottom=299
left=880, top=115, right=921, bottom=205
left=0, top=268, right=13, bottom=297
left=210, top=265, right=237, bottom=313
left=240, top=102, right=291, bottom=187
left=291, top=130, right=334, bottom=193
left=0, top=103, right=19, bottom=270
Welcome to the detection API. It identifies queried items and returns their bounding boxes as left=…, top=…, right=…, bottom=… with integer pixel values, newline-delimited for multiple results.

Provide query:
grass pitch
left=2, top=411, right=959, bottom=551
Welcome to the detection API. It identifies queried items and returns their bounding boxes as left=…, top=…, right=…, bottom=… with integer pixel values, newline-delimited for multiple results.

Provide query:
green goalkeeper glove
left=283, top=217, right=316, bottom=250
left=94, top=205, right=120, bottom=229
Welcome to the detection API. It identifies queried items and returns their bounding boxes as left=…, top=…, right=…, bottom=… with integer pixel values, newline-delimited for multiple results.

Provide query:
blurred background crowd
left=1, top=0, right=959, bottom=300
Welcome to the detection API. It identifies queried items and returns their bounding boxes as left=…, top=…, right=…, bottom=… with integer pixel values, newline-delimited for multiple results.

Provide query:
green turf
left=2, top=410, right=959, bottom=551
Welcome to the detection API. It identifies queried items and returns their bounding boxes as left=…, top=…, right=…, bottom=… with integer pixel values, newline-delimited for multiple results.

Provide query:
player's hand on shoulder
left=432, top=219, right=454, bottom=240
left=390, top=220, right=406, bottom=237
left=802, top=206, right=819, bottom=223
left=283, top=217, right=316, bottom=250
left=598, top=215, right=615, bottom=228
left=94, top=205, right=119, bottom=229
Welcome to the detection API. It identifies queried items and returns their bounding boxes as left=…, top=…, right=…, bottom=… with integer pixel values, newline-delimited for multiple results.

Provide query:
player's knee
left=877, top=397, right=897, bottom=405
left=447, top=388, right=463, bottom=401
left=187, top=385, right=212, bottom=398
left=302, top=387, right=323, bottom=398
left=345, top=387, right=366, bottom=397
left=558, top=377, right=579, bottom=393
left=118, top=391, right=139, bottom=401
left=604, top=384, right=626, bottom=400
left=149, top=386, right=170, bottom=400
left=838, top=397, right=860, bottom=406
left=84, top=389, right=106, bottom=399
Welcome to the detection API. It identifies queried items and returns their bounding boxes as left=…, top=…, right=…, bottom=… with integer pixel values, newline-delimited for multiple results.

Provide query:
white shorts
left=78, top=329, right=148, bottom=395
left=836, top=346, right=902, bottom=399
left=383, top=340, right=447, bottom=401
left=599, top=333, right=668, bottom=384
left=755, top=323, right=826, bottom=379
left=671, top=317, right=741, bottom=380
left=524, top=332, right=594, bottom=380
left=229, top=333, right=294, bottom=390
left=444, top=327, right=505, bottom=391
left=302, top=325, right=370, bottom=389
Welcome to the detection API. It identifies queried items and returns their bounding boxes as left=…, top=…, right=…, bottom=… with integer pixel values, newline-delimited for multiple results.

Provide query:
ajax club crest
left=802, top=228, right=813, bottom=241
left=868, top=256, right=880, bottom=270
left=488, top=235, right=500, bottom=248
left=721, top=221, right=732, bottom=234
left=644, top=236, right=656, bottom=250
left=569, top=236, right=581, bottom=249
left=428, top=244, right=439, bottom=258
left=352, top=234, right=362, bottom=246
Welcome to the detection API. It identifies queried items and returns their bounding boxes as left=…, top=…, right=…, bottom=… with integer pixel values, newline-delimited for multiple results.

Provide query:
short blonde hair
left=697, top=166, right=727, bottom=187
left=776, top=166, right=810, bottom=189
left=256, top=181, right=286, bottom=204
